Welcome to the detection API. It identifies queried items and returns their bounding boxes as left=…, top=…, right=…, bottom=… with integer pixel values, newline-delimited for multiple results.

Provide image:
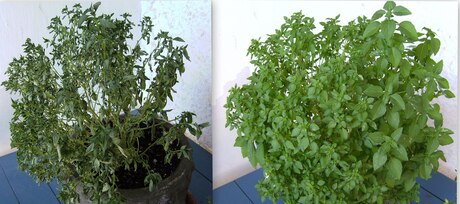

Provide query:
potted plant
left=2, top=2, right=207, bottom=203
left=225, top=1, right=455, bottom=203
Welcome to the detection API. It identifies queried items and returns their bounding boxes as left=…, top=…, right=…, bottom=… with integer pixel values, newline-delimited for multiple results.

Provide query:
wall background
left=142, top=0, right=212, bottom=151
left=213, top=1, right=458, bottom=188
left=0, top=0, right=211, bottom=156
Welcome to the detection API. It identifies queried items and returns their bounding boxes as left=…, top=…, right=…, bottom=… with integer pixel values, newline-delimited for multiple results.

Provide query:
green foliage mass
left=2, top=3, right=206, bottom=203
left=225, top=1, right=454, bottom=203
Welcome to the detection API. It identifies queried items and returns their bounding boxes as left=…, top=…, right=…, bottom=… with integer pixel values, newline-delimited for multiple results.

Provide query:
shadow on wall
left=213, top=66, right=256, bottom=188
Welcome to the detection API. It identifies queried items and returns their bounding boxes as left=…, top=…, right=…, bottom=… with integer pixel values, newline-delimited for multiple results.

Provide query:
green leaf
left=439, top=135, right=454, bottom=145
left=93, top=2, right=101, bottom=10
left=399, top=21, right=418, bottom=40
left=369, top=132, right=385, bottom=145
left=392, top=5, right=411, bottom=16
left=385, top=73, right=399, bottom=93
left=363, top=21, right=381, bottom=38
left=310, top=142, right=318, bottom=153
left=391, top=127, right=403, bottom=141
left=123, top=75, right=137, bottom=81
left=94, top=159, right=100, bottom=170
left=102, top=183, right=110, bottom=192
left=269, top=140, right=280, bottom=152
left=77, top=15, right=87, bottom=26
left=386, top=157, right=402, bottom=180
left=285, top=141, right=295, bottom=150
left=339, top=128, right=349, bottom=140
left=116, top=145, right=128, bottom=158
left=417, top=115, right=428, bottom=128
left=256, top=144, right=265, bottom=164
left=408, top=123, right=421, bottom=138
left=364, top=85, right=384, bottom=97
left=426, top=138, right=439, bottom=153
left=234, top=136, right=247, bottom=148
left=390, top=94, right=405, bottom=110
left=298, top=197, right=307, bottom=203
left=437, top=77, right=450, bottom=89
left=288, top=84, right=296, bottom=92
left=372, top=9, right=386, bottom=20
left=373, top=149, right=388, bottom=170
left=247, top=142, right=257, bottom=167
left=431, top=38, right=441, bottom=54
left=371, top=100, right=387, bottom=120
left=419, top=162, right=432, bottom=179
left=173, top=37, right=185, bottom=42
left=299, top=137, right=310, bottom=151
left=149, top=180, right=154, bottom=192
left=433, top=60, right=443, bottom=74
left=377, top=58, right=389, bottom=73
left=392, top=145, right=408, bottom=161
left=388, top=47, right=401, bottom=67
left=404, top=177, right=416, bottom=192
left=183, top=48, right=190, bottom=61
left=100, top=19, right=116, bottom=29
left=318, top=180, right=325, bottom=186
left=400, top=59, right=411, bottom=77
left=310, top=123, right=320, bottom=131
left=387, top=111, right=400, bottom=129
left=294, top=161, right=303, bottom=172
left=381, top=20, right=396, bottom=41
left=292, top=127, right=301, bottom=137
left=425, top=79, right=437, bottom=97
left=307, top=87, right=316, bottom=96
left=384, top=1, right=396, bottom=11
left=414, top=42, right=430, bottom=60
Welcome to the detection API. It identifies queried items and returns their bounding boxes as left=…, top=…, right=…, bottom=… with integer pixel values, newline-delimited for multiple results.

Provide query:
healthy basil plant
left=225, top=1, right=455, bottom=203
left=2, top=3, right=206, bottom=203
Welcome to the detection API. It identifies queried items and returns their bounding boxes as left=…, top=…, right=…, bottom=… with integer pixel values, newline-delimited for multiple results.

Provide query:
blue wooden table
left=0, top=139, right=212, bottom=204
left=214, top=168, right=456, bottom=204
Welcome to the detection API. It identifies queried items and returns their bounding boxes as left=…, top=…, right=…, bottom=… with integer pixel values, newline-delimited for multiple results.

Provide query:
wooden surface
left=214, top=168, right=456, bottom=204
left=0, top=139, right=212, bottom=204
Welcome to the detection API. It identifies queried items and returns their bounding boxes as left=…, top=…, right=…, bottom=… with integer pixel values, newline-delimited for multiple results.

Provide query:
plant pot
left=77, top=136, right=194, bottom=204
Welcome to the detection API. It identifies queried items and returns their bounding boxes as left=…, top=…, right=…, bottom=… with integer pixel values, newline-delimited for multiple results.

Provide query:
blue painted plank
left=48, top=179, right=61, bottom=197
left=189, top=171, right=212, bottom=204
left=415, top=187, right=444, bottom=204
left=417, top=172, right=456, bottom=202
left=189, top=140, right=212, bottom=182
left=48, top=179, right=62, bottom=203
left=234, top=169, right=282, bottom=204
left=0, top=165, right=18, bottom=204
left=234, top=168, right=448, bottom=204
left=214, top=182, right=252, bottom=204
left=0, top=152, right=60, bottom=204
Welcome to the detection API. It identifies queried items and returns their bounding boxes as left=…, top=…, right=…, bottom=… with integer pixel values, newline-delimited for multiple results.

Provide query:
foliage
left=225, top=1, right=454, bottom=203
left=2, top=2, right=206, bottom=203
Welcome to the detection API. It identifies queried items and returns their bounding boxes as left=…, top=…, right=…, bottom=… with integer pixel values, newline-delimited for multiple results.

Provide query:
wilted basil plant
left=2, top=3, right=206, bottom=203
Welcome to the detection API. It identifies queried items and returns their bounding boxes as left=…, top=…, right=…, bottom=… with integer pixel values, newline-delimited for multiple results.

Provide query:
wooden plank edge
left=185, top=131, right=212, bottom=154
left=437, top=162, right=457, bottom=181
left=0, top=148, right=17, bottom=158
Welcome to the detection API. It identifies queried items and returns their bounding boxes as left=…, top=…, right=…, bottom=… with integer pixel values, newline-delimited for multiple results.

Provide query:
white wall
left=213, top=1, right=458, bottom=188
left=0, top=0, right=211, bottom=155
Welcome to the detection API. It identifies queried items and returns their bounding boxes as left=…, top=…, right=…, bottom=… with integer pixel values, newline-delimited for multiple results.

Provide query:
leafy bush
left=225, top=1, right=455, bottom=203
left=2, top=3, right=206, bottom=203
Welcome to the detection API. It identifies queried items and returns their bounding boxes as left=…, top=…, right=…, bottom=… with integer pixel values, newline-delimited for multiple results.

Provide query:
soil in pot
left=78, top=119, right=194, bottom=204
left=115, top=120, right=181, bottom=189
